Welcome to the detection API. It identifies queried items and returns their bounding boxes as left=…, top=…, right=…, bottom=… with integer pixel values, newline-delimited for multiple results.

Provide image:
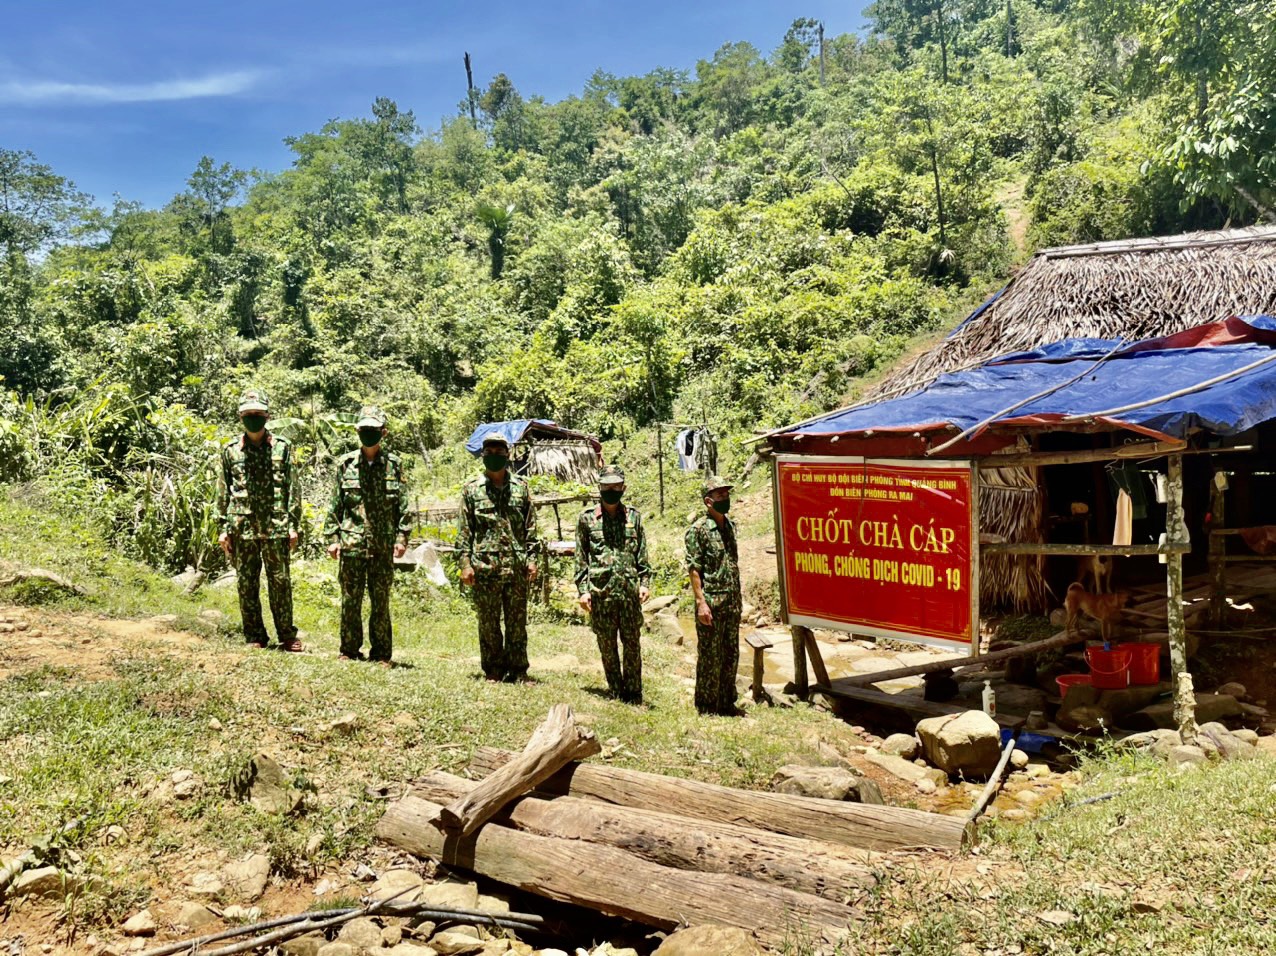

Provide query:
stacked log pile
left=376, top=705, right=970, bottom=948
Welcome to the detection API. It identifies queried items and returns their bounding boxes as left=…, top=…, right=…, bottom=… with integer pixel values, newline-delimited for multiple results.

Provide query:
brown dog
left=1075, top=554, right=1113, bottom=594
left=1064, top=582, right=1130, bottom=641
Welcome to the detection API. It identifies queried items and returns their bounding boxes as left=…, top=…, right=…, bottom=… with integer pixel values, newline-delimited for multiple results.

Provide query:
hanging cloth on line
left=1107, top=462, right=1150, bottom=520
left=675, top=429, right=699, bottom=471
left=1112, top=489, right=1133, bottom=547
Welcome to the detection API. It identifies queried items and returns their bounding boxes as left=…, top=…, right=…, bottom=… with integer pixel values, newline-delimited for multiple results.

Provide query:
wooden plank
left=818, top=682, right=1023, bottom=732
left=792, top=625, right=810, bottom=699
left=376, top=795, right=854, bottom=947
left=745, top=631, right=774, bottom=650
left=409, top=771, right=876, bottom=899
left=468, top=749, right=970, bottom=852
left=979, top=440, right=1185, bottom=469
left=437, top=705, right=599, bottom=836
left=837, top=630, right=1076, bottom=687
left=981, top=542, right=1191, bottom=556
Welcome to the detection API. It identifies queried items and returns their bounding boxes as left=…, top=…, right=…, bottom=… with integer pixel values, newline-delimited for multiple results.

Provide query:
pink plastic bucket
left=1085, top=646, right=1132, bottom=690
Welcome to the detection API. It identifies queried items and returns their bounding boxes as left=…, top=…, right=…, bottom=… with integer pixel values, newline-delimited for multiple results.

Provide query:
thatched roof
left=875, top=225, right=1276, bottom=402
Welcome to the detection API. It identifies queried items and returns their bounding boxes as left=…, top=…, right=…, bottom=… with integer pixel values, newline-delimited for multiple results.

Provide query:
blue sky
left=0, top=1, right=869, bottom=210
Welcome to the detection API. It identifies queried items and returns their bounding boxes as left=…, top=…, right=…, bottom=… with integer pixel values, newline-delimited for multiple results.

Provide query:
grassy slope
left=4, top=492, right=1276, bottom=953
left=0, top=492, right=861, bottom=934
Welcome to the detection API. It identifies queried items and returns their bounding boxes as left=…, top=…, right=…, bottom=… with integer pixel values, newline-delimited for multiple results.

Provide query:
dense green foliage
left=1, top=1, right=1272, bottom=570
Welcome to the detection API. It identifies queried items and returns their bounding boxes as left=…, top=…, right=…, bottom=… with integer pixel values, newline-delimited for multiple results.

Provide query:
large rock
left=369, top=868, right=425, bottom=902
left=122, top=910, right=157, bottom=937
left=880, top=734, right=919, bottom=759
left=1120, top=694, right=1243, bottom=731
left=648, top=608, right=685, bottom=645
left=222, top=853, right=271, bottom=902
left=429, top=931, right=484, bottom=955
left=175, top=902, right=220, bottom=931
left=337, top=917, right=384, bottom=951
left=10, top=866, right=70, bottom=899
left=642, top=595, right=678, bottom=614
left=863, top=751, right=946, bottom=787
left=769, top=765, right=875, bottom=802
left=1198, top=721, right=1257, bottom=760
left=420, top=880, right=479, bottom=910
left=916, top=711, right=1002, bottom=778
left=1119, top=729, right=1182, bottom=759
left=652, top=925, right=765, bottom=955
left=237, top=753, right=303, bottom=815
left=281, top=936, right=326, bottom=956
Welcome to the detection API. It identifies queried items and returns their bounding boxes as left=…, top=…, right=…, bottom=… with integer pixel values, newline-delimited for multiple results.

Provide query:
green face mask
left=600, top=489, right=624, bottom=506
left=483, top=453, right=509, bottom=472
left=358, top=427, right=382, bottom=448
left=242, top=414, right=267, bottom=433
left=709, top=496, right=731, bottom=515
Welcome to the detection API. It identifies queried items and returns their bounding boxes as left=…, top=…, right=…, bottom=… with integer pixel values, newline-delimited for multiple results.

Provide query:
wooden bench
left=744, top=631, right=774, bottom=702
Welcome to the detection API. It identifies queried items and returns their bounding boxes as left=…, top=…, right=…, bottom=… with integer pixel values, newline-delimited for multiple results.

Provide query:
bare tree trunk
left=463, top=53, right=478, bottom=130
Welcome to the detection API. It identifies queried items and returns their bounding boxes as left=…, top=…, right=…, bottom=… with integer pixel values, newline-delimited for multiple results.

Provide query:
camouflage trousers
left=473, top=575, right=529, bottom=681
left=589, top=595, right=643, bottom=703
left=694, top=591, right=741, bottom=715
left=233, top=537, right=296, bottom=645
left=339, top=552, right=395, bottom=661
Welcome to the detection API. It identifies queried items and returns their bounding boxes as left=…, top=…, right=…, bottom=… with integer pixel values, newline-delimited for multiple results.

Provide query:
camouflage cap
left=702, top=475, right=733, bottom=498
left=355, top=405, right=386, bottom=428
left=237, top=388, right=269, bottom=414
left=481, top=431, right=510, bottom=449
left=597, top=464, right=625, bottom=486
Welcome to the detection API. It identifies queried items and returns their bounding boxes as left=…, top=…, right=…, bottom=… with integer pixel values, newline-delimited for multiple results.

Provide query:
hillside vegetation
left=1, top=1, right=1274, bottom=572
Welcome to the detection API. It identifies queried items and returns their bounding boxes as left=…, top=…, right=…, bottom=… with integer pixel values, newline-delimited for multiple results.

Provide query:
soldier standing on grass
left=324, top=406, right=411, bottom=667
left=216, top=389, right=303, bottom=652
left=456, top=433, right=540, bottom=683
left=686, top=475, right=742, bottom=715
left=574, top=465, right=652, bottom=704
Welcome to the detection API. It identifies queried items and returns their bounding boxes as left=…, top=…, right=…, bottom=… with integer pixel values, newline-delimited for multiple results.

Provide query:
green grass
left=7, top=492, right=1276, bottom=953
left=0, top=493, right=858, bottom=939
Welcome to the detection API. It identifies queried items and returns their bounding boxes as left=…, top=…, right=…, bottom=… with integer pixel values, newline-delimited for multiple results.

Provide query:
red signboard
left=775, top=457, right=975, bottom=649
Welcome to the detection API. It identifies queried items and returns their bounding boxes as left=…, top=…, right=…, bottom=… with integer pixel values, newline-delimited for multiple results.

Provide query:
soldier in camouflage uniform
left=323, top=406, right=411, bottom=666
left=686, top=475, right=742, bottom=715
left=575, top=465, right=651, bottom=704
left=457, top=433, right=540, bottom=682
left=216, top=389, right=302, bottom=651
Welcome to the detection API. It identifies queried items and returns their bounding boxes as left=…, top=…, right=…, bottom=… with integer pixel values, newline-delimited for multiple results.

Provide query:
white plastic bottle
left=982, top=680, right=997, bottom=718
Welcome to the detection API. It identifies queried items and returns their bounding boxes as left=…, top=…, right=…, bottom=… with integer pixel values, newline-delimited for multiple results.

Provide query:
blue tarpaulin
left=783, top=316, right=1276, bottom=442
left=463, top=419, right=600, bottom=455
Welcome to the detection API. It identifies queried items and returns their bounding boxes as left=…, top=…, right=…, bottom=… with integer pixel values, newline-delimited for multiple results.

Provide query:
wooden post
left=804, top=630, right=831, bottom=688
left=540, top=545, right=551, bottom=606
left=1209, top=470, right=1227, bottom=628
left=791, top=625, right=810, bottom=699
left=463, top=53, right=478, bottom=130
left=818, top=22, right=826, bottom=86
left=656, top=423, right=664, bottom=515
left=1166, top=454, right=1197, bottom=743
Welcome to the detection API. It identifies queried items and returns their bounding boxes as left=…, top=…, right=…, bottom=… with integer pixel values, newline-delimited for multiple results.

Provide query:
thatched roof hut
left=768, top=226, right=1276, bottom=613
left=876, top=225, right=1276, bottom=403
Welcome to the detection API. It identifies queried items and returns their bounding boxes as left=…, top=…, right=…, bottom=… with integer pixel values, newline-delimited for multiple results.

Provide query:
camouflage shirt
left=217, top=432, right=300, bottom=540
left=323, top=449, right=413, bottom=556
left=685, top=514, right=740, bottom=597
left=574, top=504, right=652, bottom=599
left=456, top=473, right=539, bottom=577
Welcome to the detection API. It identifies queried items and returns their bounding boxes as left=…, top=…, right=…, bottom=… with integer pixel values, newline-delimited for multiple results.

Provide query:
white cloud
left=0, top=69, right=263, bottom=105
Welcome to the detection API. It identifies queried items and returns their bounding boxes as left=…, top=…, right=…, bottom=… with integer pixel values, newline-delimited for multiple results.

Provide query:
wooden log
left=411, top=771, right=876, bottom=899
left=836, top=630, right=1076, bottom=687
left=377, top=795, right=853, bottom=947
left=467, top=749, right=969, bottom=852
left=438, top=704, right=599, bottom=836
